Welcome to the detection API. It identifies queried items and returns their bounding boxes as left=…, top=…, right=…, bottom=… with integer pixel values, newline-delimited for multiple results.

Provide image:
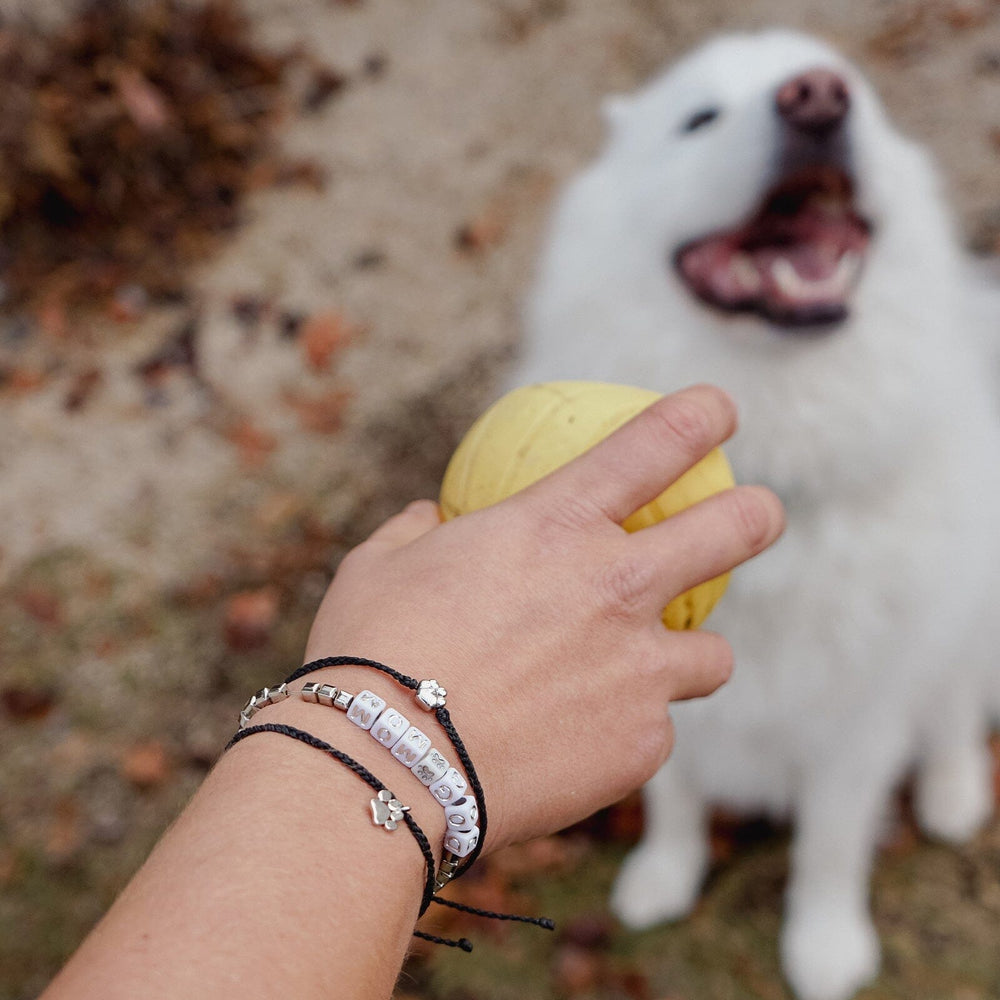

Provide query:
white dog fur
left=514, top=29, right=1000, bottom=1000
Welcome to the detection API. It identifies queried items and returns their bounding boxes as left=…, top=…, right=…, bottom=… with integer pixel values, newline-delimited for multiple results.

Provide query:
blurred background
left=0, top=1, right=998, bottom=998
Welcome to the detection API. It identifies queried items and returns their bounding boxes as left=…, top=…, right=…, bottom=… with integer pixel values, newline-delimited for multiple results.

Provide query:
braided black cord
left=413, top=929, right=473, bottom=952
left=290, top=656, right=488, bottom=878
left=430, top=895, right=555, bottom=930
left=285, top=656, right=418, bottom=690
left=431, top=706, right=487, bottom=878
left=283, top=657, right=554, bottom=937
left=224, top=723, right=438, bottom=917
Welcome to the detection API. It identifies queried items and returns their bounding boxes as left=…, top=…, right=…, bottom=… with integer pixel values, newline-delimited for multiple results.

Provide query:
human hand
left=305, top=384, right=784, bottom=852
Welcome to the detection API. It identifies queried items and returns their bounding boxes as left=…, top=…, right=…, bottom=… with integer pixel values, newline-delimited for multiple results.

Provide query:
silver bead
left=434, top=854, right=461, bottom=892
left=370, top=789, right=410, bottom=831
left=254, top=687, right=272, bottom=707
left=333, top=689, right=353, bottom=711
left=300, top=682, right=321, bottom=703
left=316, top=684, right=339, bottom=707
left=415, top=679, right=447, bottom=711
left=269, top=683, right=289, bottom=703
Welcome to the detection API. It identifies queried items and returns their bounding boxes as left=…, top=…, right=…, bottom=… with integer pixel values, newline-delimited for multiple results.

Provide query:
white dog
left=515, top=29, right=1000, bottom=1000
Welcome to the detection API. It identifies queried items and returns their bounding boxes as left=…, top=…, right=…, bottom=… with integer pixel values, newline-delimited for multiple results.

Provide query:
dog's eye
left=681, top=107, right=720, bottom=133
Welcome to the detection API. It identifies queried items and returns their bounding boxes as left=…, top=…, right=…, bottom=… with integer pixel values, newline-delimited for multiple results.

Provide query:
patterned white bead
left=391, top=726, right=431, bottom=768
left=428, top=767, right=468, bottom=805
left=443, top=825, right=479, bottom=859
left=347, top=690, right=386, bottom=731
left=370, top=708, right=409, bottom=749
left=444, top=796, right=478, bottom=832
left=411, top=749, right=448, bottom=786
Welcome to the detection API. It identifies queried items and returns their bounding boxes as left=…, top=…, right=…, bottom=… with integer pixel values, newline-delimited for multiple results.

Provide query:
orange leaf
left=301, top=312, right=354, bottom=371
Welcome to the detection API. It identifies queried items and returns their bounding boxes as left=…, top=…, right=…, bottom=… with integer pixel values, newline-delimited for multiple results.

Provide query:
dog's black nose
left=775, top=68, right=850, bottom=134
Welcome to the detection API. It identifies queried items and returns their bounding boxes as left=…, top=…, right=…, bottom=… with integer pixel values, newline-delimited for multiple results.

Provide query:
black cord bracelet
left=286, top=655, right=490, bottom=881
left=230, top=666, right=555, bottom=946
left=225, top=722, right=450, bottom=924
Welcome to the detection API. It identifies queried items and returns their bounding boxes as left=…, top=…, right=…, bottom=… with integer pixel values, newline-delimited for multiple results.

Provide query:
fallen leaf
left=0, top=847, right=15, bottom=886
left=64, top=367, right=102, bottom=412
left=552, top=944, right=603, bottom=995
left=109, top=284, right=148, bottom=323
left=943, top=0, right=990, bottom=29
left=231, top=294, right=270, bottom=329
left=1, top=685, right=57, bottom=720
left=274, top=159, right=326, bottom=191
left=301, top=311, right=354, bottom=371
left=44, top=799, right=84, bottom=863
left=15, top=586, right=62, bottom=625
left=302, top=65, right=347, bottom=113
left=284, top=387, right=352, bottom=434
left=224, top=419, right=278, bottom=468
left=38, top=298, right=68, bottom=339
left=223, top=586, right=280, bottom=651
left=610, top=970, right=652, bottom=1000
left=135, top=319, right=199, bottom=380
left=115, top=66, right=171, bottom=132
left=2, top=367, right=47, bottom=393
left=560, top=913, right=613, bottom=950
left=455, top=209, right=507, bottom=253
left=120, top=740, right=172, bottom=789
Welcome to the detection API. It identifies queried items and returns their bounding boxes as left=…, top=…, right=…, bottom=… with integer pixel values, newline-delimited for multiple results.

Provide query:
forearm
left=42, top=675, right=446, bottom=1000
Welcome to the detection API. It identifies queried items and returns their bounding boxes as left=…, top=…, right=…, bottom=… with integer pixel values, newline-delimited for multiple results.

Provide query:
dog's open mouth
left=674, top=166, right=871, bottom=327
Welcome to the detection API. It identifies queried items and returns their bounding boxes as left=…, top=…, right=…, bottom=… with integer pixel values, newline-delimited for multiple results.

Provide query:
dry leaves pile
left=0, top=0, right=335, bottom=313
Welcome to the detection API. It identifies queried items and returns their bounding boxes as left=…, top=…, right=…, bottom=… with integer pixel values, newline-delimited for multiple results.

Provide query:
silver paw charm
left=415, top=679, right=447, bottom=711
left=370, top=789, right=410, bottom=831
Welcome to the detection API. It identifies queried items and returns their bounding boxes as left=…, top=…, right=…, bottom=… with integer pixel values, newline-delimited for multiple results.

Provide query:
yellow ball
left=440, top=381, right=736, bottom=630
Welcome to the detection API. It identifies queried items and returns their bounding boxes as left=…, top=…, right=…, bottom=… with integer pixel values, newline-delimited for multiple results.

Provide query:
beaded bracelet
left=285, top=656, right=490, bottom=883
left=240, top=656, right=489, bottom=891
left=299, top=682, right=481, bottom=874
left=233, top=659, right=554, bottom=943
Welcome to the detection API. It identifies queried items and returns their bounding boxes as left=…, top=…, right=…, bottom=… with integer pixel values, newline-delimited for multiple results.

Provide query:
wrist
left=249, top=668, right=450, bottom=859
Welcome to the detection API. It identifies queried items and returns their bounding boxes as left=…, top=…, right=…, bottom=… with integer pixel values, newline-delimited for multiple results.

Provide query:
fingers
left=364, top=499, right=441, bottom=551
left=528, top=385, right=738, bottom=525
left=659, top=629, right=735, bottom=702
left=636, top=485, right=785, bottom=605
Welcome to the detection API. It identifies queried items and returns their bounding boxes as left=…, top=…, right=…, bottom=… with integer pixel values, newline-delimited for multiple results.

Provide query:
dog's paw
left=915, top=741, right=993, bottom=843
left=781, top=905, right=879, bottom=1000
left=610, top=839, right=705, bottom=929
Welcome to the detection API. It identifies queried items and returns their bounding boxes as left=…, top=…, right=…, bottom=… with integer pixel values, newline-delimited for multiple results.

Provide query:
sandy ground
left=1, top=1, right=999, bottom=998
left=0, top=0, right=998, bottom=591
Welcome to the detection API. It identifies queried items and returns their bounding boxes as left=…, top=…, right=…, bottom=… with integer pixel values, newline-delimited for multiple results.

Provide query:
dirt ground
left=1, top=1, right=1000, bottom=998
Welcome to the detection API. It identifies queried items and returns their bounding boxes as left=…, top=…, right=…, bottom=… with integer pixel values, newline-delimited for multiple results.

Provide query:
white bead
left=411, top=749, right=448, bottom=786
left=428, top=768, right=468, bottom=805
left=444, top=796, right=478, bottom=832
left=443, top=825, right=479, bottom=859
left=347, top=690, right=386, bottom=731
left=391, top=726, right=431, bottom=768
left=370, top=708, right=409, bottom=749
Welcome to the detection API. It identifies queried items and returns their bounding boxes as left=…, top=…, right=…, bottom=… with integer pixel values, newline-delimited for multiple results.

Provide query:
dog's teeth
left=731, top=253, right=762, bottom=293
left=837, top=251, right=861, bottom=282
left=771, top=254, right=860, bottom=301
